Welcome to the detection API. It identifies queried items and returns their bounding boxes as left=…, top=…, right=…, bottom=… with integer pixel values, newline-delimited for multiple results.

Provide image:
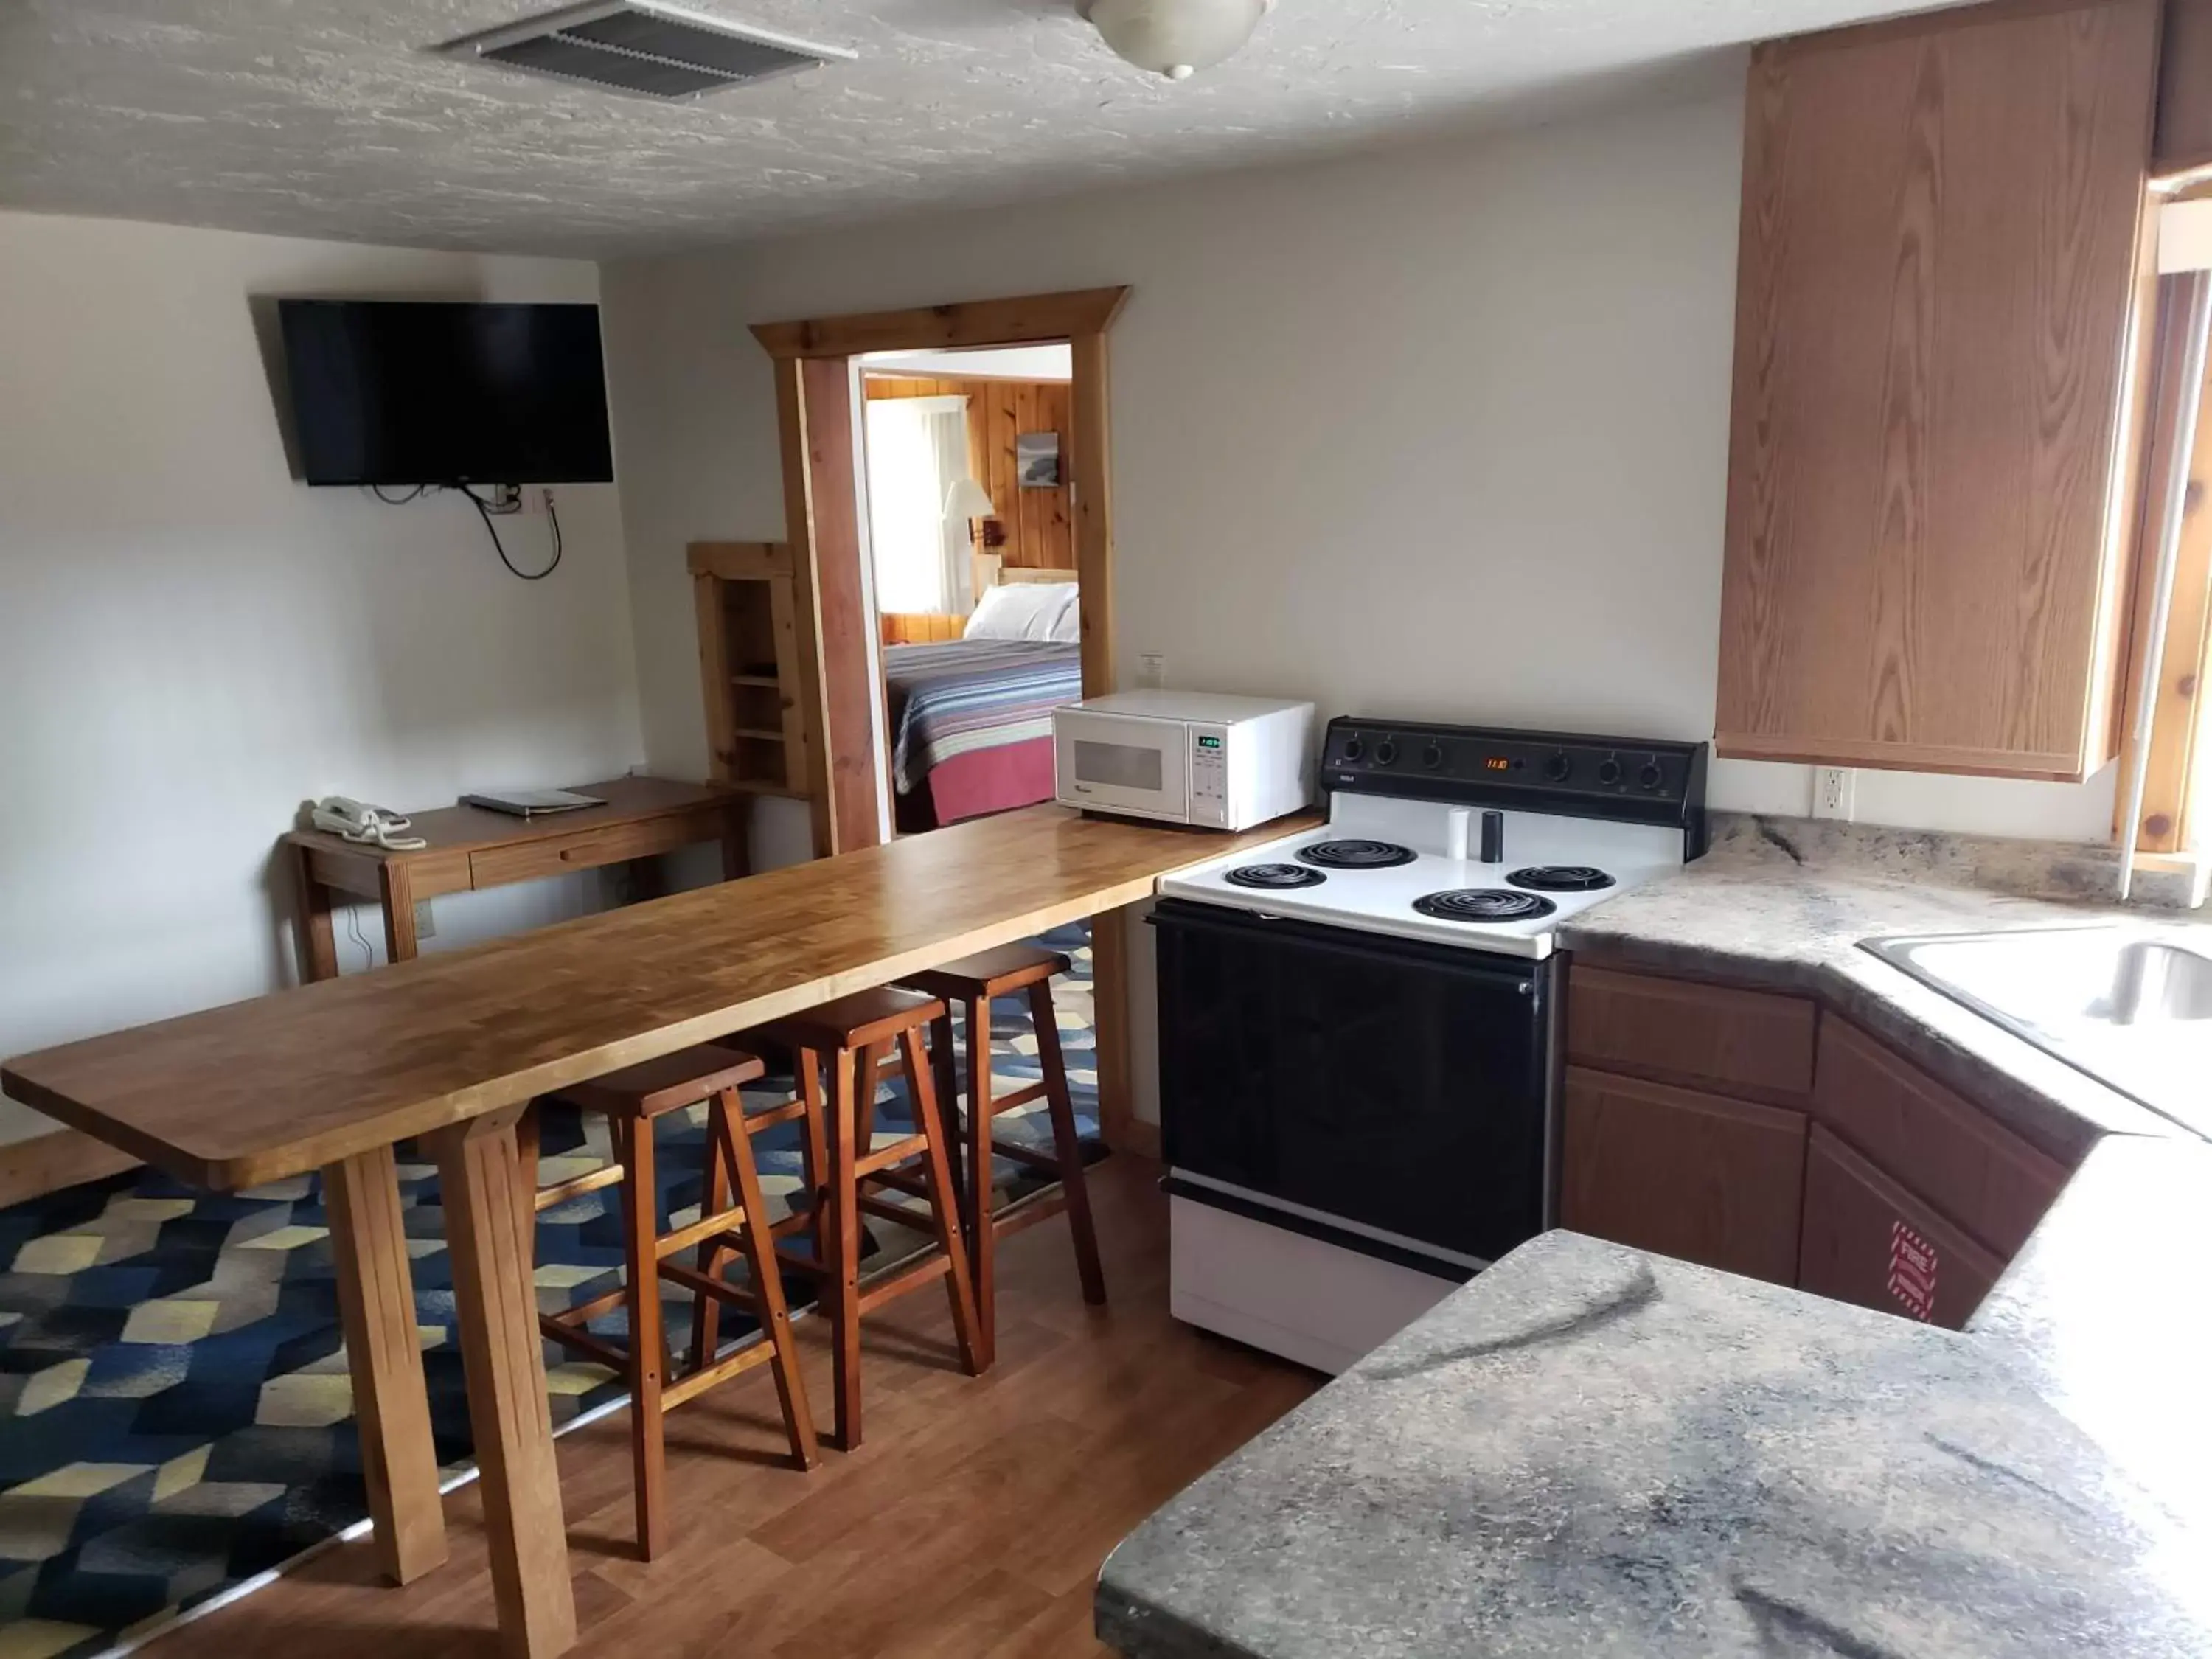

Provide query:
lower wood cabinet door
left=1798, top=1125, right=2003, bottom=1330
left=1559, top=1066, right=1808, bottom=1286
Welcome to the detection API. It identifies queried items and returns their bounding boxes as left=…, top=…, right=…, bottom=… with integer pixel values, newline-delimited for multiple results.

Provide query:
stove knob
left=1638, top=759, right=1665, bottom=792
left=1374, top=738, right=1398, bottom=766
left=1342, top=734, right=1366, bottom=762
left=1597, top=755, right=1623, bottom=787
left=1422, top=741, right=1445, bottom=770
left=1543, top=751, right=1573, bottom=784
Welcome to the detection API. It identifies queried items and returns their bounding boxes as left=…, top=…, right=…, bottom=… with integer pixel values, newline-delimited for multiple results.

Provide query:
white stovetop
left=1155, top=793, right=1686, bottom=960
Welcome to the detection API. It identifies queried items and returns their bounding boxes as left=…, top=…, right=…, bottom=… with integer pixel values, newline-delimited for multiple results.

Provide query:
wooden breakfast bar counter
left=0, top=804, right=1311, bottom=1658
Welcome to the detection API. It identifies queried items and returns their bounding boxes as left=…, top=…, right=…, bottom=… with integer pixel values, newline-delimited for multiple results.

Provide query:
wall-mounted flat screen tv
left=278, top=299, right=614, bottom=486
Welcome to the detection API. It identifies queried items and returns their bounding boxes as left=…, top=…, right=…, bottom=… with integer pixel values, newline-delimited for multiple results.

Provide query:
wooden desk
left=285, top=776, right=745, bottom=980
left=3, top=805, right=1313, bottom=1658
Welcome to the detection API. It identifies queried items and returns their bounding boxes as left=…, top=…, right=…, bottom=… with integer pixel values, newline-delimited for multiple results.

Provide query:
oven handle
left=1147, top=899, right=1540, bottom=995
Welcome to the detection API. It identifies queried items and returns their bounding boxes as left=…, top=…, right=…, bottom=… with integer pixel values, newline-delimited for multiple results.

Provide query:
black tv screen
left=279, top=299, right=614, bottom=486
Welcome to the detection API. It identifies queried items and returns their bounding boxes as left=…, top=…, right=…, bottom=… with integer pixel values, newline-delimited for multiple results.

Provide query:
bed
left=883, top=565, right=1085, bottom=830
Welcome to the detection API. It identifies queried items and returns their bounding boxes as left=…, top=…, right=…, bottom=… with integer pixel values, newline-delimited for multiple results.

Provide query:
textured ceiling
left=0, top=0, right=1958, bottom=259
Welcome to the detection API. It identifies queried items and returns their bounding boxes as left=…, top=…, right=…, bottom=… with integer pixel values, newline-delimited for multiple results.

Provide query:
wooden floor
left=152, top=1155, right=1319, bottom=1659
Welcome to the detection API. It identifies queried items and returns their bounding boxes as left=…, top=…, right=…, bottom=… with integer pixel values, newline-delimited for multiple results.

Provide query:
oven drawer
left=1152, top=899, right=1552, bottom=1266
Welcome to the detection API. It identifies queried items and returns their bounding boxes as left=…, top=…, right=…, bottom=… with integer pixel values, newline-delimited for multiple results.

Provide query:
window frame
left=2117, top=266, right=2212, bottom=862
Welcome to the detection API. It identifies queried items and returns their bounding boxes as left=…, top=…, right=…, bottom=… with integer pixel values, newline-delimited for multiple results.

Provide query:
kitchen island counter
left=1099, top=1138, right=2212, bottom=1658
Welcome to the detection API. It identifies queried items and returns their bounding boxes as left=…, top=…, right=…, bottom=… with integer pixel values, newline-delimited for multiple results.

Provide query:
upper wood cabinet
left=1716, top=0, right=2163, bottom=781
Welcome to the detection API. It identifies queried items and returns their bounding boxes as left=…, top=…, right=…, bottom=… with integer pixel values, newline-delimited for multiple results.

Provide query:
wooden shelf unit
left=688, top=540, right=816, bottom=801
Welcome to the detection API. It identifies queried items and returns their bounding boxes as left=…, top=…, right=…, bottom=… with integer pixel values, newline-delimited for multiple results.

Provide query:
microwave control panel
left=1189, top=726, right=1230, bottom=826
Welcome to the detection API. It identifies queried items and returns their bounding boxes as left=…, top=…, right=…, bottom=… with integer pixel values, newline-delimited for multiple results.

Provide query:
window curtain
left=863, top=395, right=973, bottom=616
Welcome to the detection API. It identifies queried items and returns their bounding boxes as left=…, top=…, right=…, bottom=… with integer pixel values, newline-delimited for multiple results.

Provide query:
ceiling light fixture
left=1083, top=0, right=1273, bottom=80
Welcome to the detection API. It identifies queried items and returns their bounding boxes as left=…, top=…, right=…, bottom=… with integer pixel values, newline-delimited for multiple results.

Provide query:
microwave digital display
left=1484, top=757, right=1511, bottom=772
left=1197, top=736, right=1222, bottom=749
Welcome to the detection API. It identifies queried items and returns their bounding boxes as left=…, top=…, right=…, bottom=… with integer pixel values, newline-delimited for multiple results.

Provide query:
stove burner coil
left=1506, top=866, right=1615, bottom=893
left=1297, top=839, right=1416, bottom=869
left=1412, top=888, right=1559, bottom=923
left=1225, top=863, right=1327, bottom=891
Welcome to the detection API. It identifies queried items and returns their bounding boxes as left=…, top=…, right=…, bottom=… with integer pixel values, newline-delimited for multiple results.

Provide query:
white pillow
left=1044, top=586, right=1081, bottom=643
left=966, top=581, right=1080, bottom=642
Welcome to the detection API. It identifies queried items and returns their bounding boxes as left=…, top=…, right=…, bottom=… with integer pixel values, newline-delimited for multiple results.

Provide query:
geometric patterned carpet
left=0, top=924, right=1096, bottom=1659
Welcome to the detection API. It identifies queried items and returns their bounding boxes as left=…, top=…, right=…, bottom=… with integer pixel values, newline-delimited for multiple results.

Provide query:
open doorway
left=858, top=342, right=1083, bottom=837
left=745, top=287, right=1135, bottom=1150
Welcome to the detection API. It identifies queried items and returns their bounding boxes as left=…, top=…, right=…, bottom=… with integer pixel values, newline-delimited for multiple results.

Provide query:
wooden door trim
left=751, top=287, right=1130, bottom=359
left=753, top=286, right=1140, bottom=1150
left=770, top=360, right=840, bottom=858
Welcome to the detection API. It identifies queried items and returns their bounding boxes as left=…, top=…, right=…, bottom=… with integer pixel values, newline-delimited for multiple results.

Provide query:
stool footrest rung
left=544, top=1284, right=629, bottom=1327
left=663, top=1334, right=781, bottom=1409
left=745, top=1099, right=810, bottom=1130
left=854, top=1136, right=930, bottom=1180
left=983, top=1082, right=1050, bottom=1115
left=658, top=1258, right=762, bottom=1311
left=855, top=1193, right=932, bottom=1230
left=992, top=1186, right=1071, bottom=1242
left=866, top=1167, right=930, bottom=1200
left=539, top=1315, right=629, bottom=1373
left=853, top=1251, right=951, bottom=1316
left=535, top=1163, right=626, bottom=1211
left=655, top=1206, right=754, bottom=1261
left=773, top=1245, right=827, bottom=1279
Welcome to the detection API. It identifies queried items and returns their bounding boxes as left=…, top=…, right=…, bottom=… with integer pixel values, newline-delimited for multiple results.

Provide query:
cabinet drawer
left=467, top=808, right=720, bottom=890
left=1812, top=1020, right=2069, bottom=1259
left=1798, top=1126, right=2001, bottom=1330
left=1567, top=964, right=1818, bottom=1102
left=1560, top=1067, right=1808, bottom=1287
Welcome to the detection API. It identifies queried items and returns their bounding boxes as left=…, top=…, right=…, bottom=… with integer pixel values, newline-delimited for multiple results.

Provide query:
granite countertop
left=1098, top=1189, right=2212, bottom=1659
left=1099, top=815, right=2212, bottom=1659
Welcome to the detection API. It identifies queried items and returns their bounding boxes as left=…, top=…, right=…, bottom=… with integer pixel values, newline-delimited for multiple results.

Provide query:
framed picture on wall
left=1016, top=431, right=1060, bottom=488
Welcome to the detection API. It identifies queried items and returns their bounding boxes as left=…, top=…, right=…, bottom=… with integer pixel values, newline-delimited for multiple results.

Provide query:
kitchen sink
left=1861, top=926, right=2212, bottom=1135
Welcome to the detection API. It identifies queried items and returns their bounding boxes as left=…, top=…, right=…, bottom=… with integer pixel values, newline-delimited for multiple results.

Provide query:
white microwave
left=1054, top=692, right=1316, bottom=830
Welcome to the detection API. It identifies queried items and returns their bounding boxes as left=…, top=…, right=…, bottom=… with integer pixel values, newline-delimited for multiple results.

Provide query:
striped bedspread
left=885, top=637, right=1082, bottom=795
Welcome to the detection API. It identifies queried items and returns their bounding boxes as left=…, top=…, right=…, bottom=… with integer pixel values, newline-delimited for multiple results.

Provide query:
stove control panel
left=1318, top=718, right=1709, bottom=855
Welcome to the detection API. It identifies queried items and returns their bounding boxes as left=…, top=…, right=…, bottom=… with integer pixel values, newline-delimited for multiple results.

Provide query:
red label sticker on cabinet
left=1888, top=1221, right=1938, bottom=1322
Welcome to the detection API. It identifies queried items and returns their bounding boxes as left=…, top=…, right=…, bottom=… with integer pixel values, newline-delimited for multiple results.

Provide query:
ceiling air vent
left=437, top=1, right=854, bottom=101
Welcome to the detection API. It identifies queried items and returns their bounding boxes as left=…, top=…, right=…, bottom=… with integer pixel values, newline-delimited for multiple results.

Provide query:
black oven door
left=1152, top=897, right=1552, bottom=1266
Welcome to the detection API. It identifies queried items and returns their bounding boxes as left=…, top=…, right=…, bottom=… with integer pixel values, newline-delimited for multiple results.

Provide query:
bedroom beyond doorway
left=859, top=342, right=1085, bottom=837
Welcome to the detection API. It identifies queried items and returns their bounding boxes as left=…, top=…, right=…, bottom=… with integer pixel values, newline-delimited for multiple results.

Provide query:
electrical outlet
left=1812, top=766, right=1856, bottom=821
left=484, top=484, right=523, bottom=516
left=1138, top=653, right=1165, bottom=689
left=413, top=900, right=437, bottom=940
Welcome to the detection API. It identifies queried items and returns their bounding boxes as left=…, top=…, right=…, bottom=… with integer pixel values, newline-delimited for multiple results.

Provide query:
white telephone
left=310, top=796, right=428, bottom=851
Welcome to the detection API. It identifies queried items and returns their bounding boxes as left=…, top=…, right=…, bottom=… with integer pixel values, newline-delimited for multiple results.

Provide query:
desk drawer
left=468, top=808, right=722, bottom=889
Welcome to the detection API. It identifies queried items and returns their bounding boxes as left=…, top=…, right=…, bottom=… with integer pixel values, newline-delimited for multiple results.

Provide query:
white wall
left=602, top=85, right=2123, bottom=867
left=601, top=88, right=2136, bottom=1124
left=0, top=211, right=644, bottom=1141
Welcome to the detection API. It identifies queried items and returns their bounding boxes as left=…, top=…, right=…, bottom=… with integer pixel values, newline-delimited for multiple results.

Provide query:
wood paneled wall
left=864, top=375, right=1074, bottom=578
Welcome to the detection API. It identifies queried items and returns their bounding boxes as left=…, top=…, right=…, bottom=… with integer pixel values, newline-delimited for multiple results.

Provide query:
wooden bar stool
left=741, top=987, right=983, bottom=1452
left=517, top=1043, right=818, bottom=1559
left=904, top=944, right=1105, bottom=1370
